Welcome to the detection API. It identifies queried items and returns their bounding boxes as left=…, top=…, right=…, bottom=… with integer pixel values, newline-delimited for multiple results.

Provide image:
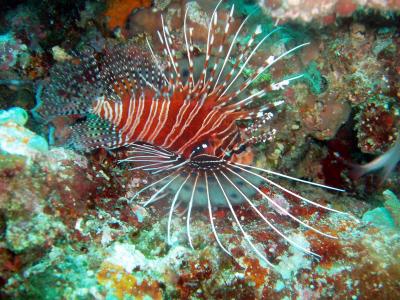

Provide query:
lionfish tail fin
left=67, top=114, right=122, bottom=152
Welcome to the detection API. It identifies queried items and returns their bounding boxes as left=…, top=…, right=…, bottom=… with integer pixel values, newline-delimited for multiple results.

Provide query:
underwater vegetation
left=0, top=0, right=400, bottom=299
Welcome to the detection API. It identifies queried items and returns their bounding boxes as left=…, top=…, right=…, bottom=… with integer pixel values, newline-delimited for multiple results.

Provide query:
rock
left=0, top=107, right=48, bottom=157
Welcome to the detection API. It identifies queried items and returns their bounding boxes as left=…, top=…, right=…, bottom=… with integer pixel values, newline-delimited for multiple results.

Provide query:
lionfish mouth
left=188, top=158, right=223, bottom=170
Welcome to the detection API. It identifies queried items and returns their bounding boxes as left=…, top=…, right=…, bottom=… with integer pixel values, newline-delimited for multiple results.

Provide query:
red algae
left=336, top=0, right=358, bottom=17
left=104, top=0, right=152, bottom=31
left=176, top=259, right=213, bottom=299
left=356, top=102, right=400, bottom=154
left=304, top=229, right=344, bottom=266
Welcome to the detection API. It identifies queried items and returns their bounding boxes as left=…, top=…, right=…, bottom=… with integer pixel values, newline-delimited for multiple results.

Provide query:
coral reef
left=355, top=99, right=400, bottom=154
left=0, top=33, right=28, bottom=71
left=258, top=0, right=400, bottom=25
left=0, top=0, right=400, bottom=299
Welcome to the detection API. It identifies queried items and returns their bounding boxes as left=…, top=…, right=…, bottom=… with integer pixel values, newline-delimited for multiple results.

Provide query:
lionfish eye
left=191, top=142, right=209, bottom=157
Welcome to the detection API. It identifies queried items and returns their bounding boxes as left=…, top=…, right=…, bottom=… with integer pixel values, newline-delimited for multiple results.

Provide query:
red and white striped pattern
left=92, top=85, right=246, bottom=159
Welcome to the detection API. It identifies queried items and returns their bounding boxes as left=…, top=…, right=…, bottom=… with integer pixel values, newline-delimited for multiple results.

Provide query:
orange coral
left=104, top=0, right=152, bottom=30
left=243, top=257, right=269, bottom=288
left=97, top=262, right=162, bottom=300
left=231, top=147, right=255, bottom=165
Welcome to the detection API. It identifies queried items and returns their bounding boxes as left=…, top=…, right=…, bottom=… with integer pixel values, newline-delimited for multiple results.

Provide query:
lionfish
left=34, top=2, right=354, bottom=268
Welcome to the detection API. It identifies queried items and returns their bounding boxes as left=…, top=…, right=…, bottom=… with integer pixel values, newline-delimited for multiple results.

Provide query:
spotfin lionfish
left=33, top=1, right=356, bottom=268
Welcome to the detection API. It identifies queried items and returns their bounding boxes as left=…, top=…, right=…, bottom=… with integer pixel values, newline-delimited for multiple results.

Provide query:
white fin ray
left=222, top=168, right=322, bottom=257
left=205, top=172, right=232, bottom=256
left=167, top=174, right=191, bottom=245
left=186, top=173, right=199, bottom=249
left=213, top=171, right=275, bottom=268
left=225, top=165, right=339, bottom=239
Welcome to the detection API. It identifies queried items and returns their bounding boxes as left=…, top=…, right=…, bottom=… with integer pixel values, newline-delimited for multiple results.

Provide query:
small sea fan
left=34, top=1, right=356, bottom=268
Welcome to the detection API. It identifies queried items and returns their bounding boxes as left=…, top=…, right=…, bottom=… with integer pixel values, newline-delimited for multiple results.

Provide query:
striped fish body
left=92, top=82, right=245, bottom=160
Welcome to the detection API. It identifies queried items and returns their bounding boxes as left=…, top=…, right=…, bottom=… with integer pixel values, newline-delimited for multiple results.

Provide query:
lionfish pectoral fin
left=218, top=168, right=324, bottom=259
left=32, top=50, right=102, bottom=122
left=67, top=114, right=123, bottom=152
left=230, top=162, right=360, bottom=224
left=32, top=86, right=94, bottom=122
left=212, top=169, right=276, bottom=268
left=121, top=143, right=185, bottom=175
left=206, top=167, right=263, bottom=207
left=163, top=164, right=263, bottom=209
left=167, top=174, right=191, bottom=245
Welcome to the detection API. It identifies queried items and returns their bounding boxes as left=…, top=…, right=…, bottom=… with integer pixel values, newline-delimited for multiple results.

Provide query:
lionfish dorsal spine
left=213, top=12, right=249, bottom=93
left=195, top=0, right=223, bottom=91
left=205, top=5, right=236, bottom=95
left=145, top=38, right=170, bottom=88
left=158, top=16, right=183, bottom=90
left=183, top=7, right=195, bottom=92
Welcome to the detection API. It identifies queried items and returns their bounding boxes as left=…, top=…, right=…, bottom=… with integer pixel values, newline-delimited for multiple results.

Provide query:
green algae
left=6, top=213, right=66, bottom=253
left=0, top=153, right=26, bottom=172
left=361, top=190, right=400, bottom=230
left=7, top=246, right=104, bottom=299
left=362, top=207, right=396, bottom=228
left=0, top=107, right=28, bottom=126
left=302, top=61, right=327, bottom=95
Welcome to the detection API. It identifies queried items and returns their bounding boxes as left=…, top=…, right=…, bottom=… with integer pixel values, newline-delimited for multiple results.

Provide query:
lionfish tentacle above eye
left=34, top=1, right=357, bottom=269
